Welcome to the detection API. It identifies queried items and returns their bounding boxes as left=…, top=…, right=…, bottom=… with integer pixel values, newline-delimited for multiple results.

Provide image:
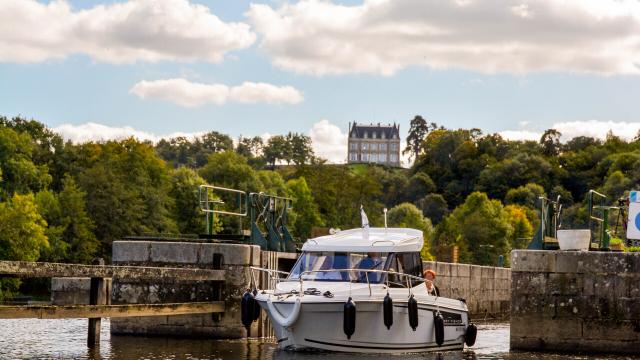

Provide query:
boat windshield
left=287, top=251, right=389, bottom=283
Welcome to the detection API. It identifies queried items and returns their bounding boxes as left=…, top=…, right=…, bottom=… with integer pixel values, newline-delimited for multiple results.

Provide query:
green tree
left=286, top=177, right=323, bottom=240
left=36, top=177, right=98, bottom=263
left=169, top=167, right=207, bottom=235
left=77, top=139, right=176, bottom=256
left=504, top=205, right=534, bottom=249
left=387, top=203, right=434, bottom=260
left=0, top=126, right=51, bottom=197
left=505, top=183, right=545, bottom=208
left=403, top=115, right=435, bottom=162
left=435, top=192, right=512, bottom=265
left=263, top=135, right=290, bottom=167
left=416, top=193, right=449, bottom=224
left=0, top=193, right=49, bottom=261
left=287, top=132, right=314, bottom=165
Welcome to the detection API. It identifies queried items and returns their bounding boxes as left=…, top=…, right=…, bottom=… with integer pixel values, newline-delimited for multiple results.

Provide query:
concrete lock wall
left=51, top=278, right=112, bottom=305
left=110, top=240, right=261, bottom=338
left=511, top=250, right=640, bottom=354
left=423, top=261, right=511, bottom=318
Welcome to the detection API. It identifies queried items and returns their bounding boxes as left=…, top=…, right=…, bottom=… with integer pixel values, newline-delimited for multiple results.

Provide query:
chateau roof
left=349, top=122, right=399, bottom=139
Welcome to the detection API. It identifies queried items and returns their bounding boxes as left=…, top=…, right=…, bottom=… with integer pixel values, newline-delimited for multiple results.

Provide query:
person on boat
left=423, top=269, right=439, bottom=296
left=357, top=252, right=384, bottom=282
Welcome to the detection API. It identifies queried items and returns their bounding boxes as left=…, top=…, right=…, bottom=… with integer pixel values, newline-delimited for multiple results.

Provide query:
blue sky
left=1, top=0, right=639, bottom=163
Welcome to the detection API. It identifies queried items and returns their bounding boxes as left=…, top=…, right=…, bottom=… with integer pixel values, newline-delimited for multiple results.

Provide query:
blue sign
left=636, top=212, right=640, bottom=231
left=632, top=191, right=638, bottom=203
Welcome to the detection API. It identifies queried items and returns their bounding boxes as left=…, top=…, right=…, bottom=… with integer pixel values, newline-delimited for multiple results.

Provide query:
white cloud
left=553, top=120, right=640, bottom=141
left=309, top=119, right=348, bottom=164
left=52, top=122, right=204, bottom=143
left=0, top=0, right=255, bottom=63
left=247, top=0, right=640, bottom=76
left=500, top=120, right=640, bottom=142
left=499, top=129, right=542, bottom=141
left=130, top=78, right=304, bottom=107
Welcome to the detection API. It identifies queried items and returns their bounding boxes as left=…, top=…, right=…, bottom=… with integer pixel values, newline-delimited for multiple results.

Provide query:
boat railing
left=249, top=266, right=426, bottom=297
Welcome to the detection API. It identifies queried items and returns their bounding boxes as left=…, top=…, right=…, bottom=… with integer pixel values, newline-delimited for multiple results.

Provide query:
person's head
left=423, top=269, right=436, bottom=281
left=368, top=252, right=380, bottom=259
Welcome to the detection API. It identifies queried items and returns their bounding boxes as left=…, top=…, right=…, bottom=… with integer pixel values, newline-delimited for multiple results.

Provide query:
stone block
left=455, top=263, right=470, bottom=277
left=582, top=320, right=640, bottom=342
left=51, top=277, right=90, bottom=292
left=150, top=242, right=200, bottom=264
left=436, top=262, right=451, bottom=277
left=511, top=250, right=556, bottom=273
left=547, top=273, right=581, bottom=296
left=199, top=243, right=252, bottom=266
left=112, top=241, right=151, bottom=263
left=555, top=251, right=580, bottom=273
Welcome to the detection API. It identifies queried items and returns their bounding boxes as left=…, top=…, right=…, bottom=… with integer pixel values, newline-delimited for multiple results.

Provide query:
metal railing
left=249, top=267, right=427, bottom=297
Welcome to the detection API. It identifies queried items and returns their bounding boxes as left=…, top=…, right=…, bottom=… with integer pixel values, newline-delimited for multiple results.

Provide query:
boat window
left=287, top=252, right=389, bottom=283
left=385, top=253, right=424, bottom=288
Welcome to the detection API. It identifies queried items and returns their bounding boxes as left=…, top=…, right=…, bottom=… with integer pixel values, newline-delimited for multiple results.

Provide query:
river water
left=0, top=320, right=634, bottom=359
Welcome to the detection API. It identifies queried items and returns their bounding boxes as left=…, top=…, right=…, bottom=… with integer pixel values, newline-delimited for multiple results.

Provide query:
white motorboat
left=241, top=227, right=477, bottom=353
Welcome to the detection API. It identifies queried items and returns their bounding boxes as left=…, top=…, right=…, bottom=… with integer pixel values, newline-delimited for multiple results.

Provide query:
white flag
left=360, top=205, right=369, bottom=228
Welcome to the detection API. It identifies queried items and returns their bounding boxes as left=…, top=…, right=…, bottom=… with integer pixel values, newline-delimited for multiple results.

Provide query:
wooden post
left=87, top=277, right=105, bottom=346
left=88, top=258, right=106, bottom=347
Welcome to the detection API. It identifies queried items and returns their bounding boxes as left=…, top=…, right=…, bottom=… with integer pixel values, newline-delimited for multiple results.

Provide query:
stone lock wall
left=511, top=250, right=640, bottom=354
left=423, top=261, right=511, bottom=318
left=110, top=240, right=260, bottom=338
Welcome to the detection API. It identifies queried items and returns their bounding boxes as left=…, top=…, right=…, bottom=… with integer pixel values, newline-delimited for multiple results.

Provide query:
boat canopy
left=301, top=227, right=423, bottom=253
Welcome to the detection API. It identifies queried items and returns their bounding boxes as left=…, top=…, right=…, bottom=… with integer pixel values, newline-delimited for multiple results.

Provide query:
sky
left=1, top=0, right=640, bottom=165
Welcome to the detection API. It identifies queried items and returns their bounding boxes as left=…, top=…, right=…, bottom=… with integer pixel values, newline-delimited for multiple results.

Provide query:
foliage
left=435, top=192, right=512, bottom=265
left=169, top=167, right=208, bottom=235
left=386, top=203, right=434, bottom=260
left=286, top=177, right=323, bottom=240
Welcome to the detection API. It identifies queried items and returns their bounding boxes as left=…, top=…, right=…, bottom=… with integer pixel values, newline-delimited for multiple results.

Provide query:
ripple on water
left=0, top=321, right=634, bottom=360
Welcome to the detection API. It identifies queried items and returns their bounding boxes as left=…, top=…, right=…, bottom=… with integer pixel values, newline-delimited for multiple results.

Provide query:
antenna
left=384, top=208, right=388, bottom=229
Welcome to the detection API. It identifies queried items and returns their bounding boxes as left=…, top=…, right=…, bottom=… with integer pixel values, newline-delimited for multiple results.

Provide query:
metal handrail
left=199, top=185, right=248, bottom=217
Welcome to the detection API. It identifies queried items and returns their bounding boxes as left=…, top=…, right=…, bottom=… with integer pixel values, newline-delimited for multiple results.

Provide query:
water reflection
left=0, top=320, right=634, bottom=360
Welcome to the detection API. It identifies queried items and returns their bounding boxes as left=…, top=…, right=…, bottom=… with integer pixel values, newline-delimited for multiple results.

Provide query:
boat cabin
left=287, top=228, right=424, bottom=287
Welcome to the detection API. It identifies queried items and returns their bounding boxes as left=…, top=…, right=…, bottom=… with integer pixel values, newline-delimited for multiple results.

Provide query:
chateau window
left=390, top=154, right=398, bottom=162
left=380, top=153, right=387, bottom=162
left=390, top=143, right=398, bottom=151
left=371, top=153, right=378, bottom=162
left=362, top=143, right=368, bottom=150
left=362, top=153, right=370, bottom=162
left=364, top=132, right=368, bottom=139
left=349, top=153, right=358, bottom=161
left=370, top=143, right=378, bottom=151
left=350, top=142, right=357, bottom=150
left=381, top=132, right=386, bottom=139
left=380, top=143, right=387, bottom=151
left=372, top=132, right=377, bottom=139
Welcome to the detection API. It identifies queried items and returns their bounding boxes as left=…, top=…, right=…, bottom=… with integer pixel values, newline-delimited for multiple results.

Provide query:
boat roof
left=301, top=227, right=423, bottom=253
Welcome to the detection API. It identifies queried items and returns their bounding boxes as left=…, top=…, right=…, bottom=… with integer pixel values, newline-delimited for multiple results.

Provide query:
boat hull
left=257, top=298, right=468, bottom=353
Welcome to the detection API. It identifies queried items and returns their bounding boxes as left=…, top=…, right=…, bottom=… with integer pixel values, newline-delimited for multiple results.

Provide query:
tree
left=403, top=115, right=435, bottom=162
left=35, top=177, right=98, bottom=263
left=286, top=177, right=323, bottom=240
left=417, top=193, right=449, bottom=225
left=435, top=192, right=512, bottom=265
left=387, top=203, right=434, bottom=260
left=504, top=205, right=534, bottom=249
left=505, top=183, right=545, bottom=208
left=288, top=132, right=314, bottom=165
left=263, top=135, right=290, bottom=167
left=540, top=129, right=562, bottom=156
left=0, top=126, right=51, bottom=197
left=169, top=167, right=206, bottom=235
left=236, top=136, right=264, bottom=159
left=77, top=138, right=177, bottom=257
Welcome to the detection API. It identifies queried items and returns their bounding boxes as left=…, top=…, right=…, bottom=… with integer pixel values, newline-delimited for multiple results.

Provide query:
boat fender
left=343, top=297, right=356, bottom=339
left=251, top=288, right=261, bottom=322
left=434, top=312, right=445, bottom=346
left=408, top=295, right=418, bottom=331
left=383, top=293, right=393, bottom=330
left=241, top=290, right=255, bottom=330
left=465, top=323, right=477, bottom=346
left=267, top=296, right=302, bottom=328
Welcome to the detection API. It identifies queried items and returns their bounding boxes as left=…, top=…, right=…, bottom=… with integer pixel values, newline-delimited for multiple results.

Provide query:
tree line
left=1, top=114, right=639, bottom=296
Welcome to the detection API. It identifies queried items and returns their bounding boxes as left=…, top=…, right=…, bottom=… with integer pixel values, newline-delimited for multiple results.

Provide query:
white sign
left=627, top=198, right=640, bottom=240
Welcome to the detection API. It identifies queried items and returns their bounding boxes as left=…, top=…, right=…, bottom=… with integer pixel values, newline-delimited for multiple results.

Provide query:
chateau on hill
left=347, top=122, right=401, bottom=167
